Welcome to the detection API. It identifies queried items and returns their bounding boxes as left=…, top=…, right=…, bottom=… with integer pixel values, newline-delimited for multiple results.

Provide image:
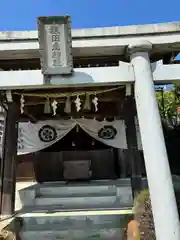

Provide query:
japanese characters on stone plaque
left=49, top=25, right=61, bottom=67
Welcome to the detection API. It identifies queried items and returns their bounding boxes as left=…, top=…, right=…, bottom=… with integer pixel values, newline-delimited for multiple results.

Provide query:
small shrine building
left=0, top=17, right=180, bottom=239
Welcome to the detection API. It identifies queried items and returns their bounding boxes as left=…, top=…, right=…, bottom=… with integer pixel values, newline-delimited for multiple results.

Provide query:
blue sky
left=1, top=0, right=180, bottom=31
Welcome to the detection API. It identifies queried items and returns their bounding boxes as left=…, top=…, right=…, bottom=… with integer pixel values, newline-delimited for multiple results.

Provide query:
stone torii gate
left=0, top=19, right=180, bottom=239
left=127, top=41, right=180, bottom=240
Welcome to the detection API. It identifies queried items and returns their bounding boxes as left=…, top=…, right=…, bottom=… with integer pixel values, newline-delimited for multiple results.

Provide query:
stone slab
left=0, top=22, right=180, bottom=40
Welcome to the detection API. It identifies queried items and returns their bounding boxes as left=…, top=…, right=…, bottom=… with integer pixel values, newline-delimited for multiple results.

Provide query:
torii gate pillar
left=127, top=40, right=180, bottom=240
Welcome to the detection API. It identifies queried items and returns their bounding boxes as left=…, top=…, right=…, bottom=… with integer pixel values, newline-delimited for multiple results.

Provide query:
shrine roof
left=0, top=21, right=180, bottom=40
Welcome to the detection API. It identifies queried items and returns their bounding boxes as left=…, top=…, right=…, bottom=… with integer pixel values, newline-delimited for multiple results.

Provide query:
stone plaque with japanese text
left=37, top=16, right=73, bottom=76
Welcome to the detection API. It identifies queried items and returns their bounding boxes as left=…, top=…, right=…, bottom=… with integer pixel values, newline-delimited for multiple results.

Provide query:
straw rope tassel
left=83, top=94, right=91, bottom=111
left=64, top=96, right=71, bottom=113
left=44, top=98, right=51, bottom=114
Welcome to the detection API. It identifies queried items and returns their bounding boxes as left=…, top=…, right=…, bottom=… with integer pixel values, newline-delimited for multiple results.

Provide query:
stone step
left=18, top=181, right=133, bottom=210
left=37, top=182, right=117, bottom=197
left=20, top=228, right=123, bottom=240
left=35, top=195, right=117, bottom=207
left=20, top=214, right=131, bottom=239
left=37, top=190, right=117, bottom=198
left=22, top=203, right=133, bottom=213
left=22, top=216, right=120, bottom=230
left=20, top=210, right=132, bottom=231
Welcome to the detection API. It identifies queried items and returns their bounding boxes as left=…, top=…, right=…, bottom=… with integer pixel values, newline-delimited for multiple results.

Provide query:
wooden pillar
left=0, top=114, right=5, bottom=216
left=1, top=102, right=19, bottom=217
left=124, top=91, right=142, bottom=197
left=116, top=149, right=129, bottom=178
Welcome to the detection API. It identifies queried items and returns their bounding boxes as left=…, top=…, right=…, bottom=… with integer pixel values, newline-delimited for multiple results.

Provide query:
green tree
left=156, top=86, right=179, bottom=127
left=156, top=91, right=176, bottom=117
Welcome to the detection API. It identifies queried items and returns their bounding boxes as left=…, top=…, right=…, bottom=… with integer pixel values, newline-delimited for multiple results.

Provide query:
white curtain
left=0, top=118, right=142, bottom=155
left=76, top=118, right=127, bottom=149
left=18, top=119, right=76, bottom=155
left=18, top=118, right=129, bottom=154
